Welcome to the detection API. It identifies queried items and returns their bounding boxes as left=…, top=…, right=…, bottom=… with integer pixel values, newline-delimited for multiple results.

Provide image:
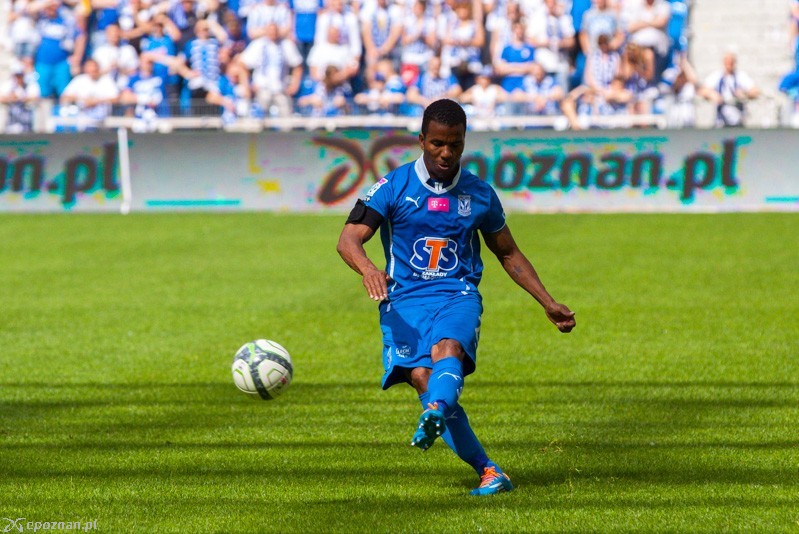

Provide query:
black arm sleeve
left=345, top=199, right=384, bottom=231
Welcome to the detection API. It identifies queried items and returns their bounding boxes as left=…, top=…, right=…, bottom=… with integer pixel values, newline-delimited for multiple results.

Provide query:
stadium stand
left=0, top=0, right=795, bottom=132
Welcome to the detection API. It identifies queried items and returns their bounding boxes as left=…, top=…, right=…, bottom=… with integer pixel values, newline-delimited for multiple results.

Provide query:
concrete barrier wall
left=1, top=129, right=797, bottom=213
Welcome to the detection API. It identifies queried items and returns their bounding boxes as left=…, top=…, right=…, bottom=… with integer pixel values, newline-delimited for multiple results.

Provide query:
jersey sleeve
left=362, top=174, right=394, bottom=219
left=481, top=184, right=506, bottom=234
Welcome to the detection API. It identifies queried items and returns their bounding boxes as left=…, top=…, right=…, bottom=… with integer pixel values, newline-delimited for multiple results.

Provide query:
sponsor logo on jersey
left=427, top=197, right=449, bottom=212
left=364, top=178, right=387, bottom=200
left=410, top=237, right=459, bottom=279
left=458, top=195, right=471, bottom=216
left=405, top=195, right=421, bottom=207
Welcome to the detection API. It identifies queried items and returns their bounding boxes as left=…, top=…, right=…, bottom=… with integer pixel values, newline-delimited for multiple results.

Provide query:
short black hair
left=421, top=99, right=467, bottom=135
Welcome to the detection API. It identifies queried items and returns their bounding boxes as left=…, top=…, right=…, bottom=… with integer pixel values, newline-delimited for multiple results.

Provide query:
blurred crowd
left=0, top=0, right=786, bottom=132
left=779, top=0, right=799, bottom=126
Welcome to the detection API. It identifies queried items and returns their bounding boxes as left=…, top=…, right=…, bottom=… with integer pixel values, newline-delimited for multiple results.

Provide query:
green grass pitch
left=0, top=212, right=797, bottom=533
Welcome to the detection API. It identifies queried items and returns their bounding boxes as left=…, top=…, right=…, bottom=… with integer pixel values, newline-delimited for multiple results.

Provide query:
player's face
left=419, top=120, right=466, bottom=182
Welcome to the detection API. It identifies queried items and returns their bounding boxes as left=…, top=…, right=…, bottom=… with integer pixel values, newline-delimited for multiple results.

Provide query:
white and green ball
left=231, top=339, right=293, bottom=400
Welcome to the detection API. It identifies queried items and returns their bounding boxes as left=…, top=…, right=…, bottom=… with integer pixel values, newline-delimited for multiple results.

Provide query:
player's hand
left=362, top=268, right=390, bottom=301
left=545, top=302, right=576, bottom=333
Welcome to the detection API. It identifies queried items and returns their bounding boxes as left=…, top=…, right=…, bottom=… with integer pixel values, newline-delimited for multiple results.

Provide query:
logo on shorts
left=410, top=237, right=458, bottom=279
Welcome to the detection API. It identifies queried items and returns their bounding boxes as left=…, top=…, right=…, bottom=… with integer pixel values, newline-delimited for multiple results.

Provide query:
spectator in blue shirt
left=181, top=19, right=223, bottom=104
left=361, top=0, right=403, bottom=79
left=579, top=0, right=624, bottom=55
left=120, top=54, right=169, bottom=129
left=87, top=0, right=122, bottom=54
left=218, top=11, right=249, bottom=71
left=354, top=59, right=406, bottom=115
left=404, top=55, right=462, bottom=114
left=140, top=15, right=179, bottom=100
left=290, top=0, right=324, bottom=61
left=495, top=21, right=535, bottom=95
left=210, top=63, right=254, bottom=123
left=296, top=64, right=352, bottom=116
left=517, top=61, right=564, bottom=115
left=778, top=66, right=799, bottom=127
left=30, top=0, right=86, bottom=98
left=170, top=0, right=202, bottom=50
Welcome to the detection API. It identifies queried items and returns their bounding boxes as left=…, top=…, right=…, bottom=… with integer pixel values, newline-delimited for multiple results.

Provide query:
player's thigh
left=379, top=301, right=433, bottom=368
left=430, top=294, right=483, bottom=364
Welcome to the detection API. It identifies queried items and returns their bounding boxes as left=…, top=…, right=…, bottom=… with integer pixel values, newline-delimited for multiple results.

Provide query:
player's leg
left=407, top=339, right=468, bottom=450
left=425, top=293, right=484, bottom=418
left=409, top=362, right=485, bottom=471
left=408, top=297, right=479, bottom=451
left=410, top=368, right=513, bottom=495
left=407, top=367, right=444, bottom=450
left=427, top=296, right=515, bottom=495
left=427, top=338, right=466, bottom=416
left=414, top=348, right=489, bottom=471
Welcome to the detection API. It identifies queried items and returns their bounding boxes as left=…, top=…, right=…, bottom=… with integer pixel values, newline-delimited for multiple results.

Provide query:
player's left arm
left=483, top=225, right=576, bottom=333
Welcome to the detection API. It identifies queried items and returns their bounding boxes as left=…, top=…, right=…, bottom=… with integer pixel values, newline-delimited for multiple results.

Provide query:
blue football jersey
left=364, top=157, right=506, bottom=303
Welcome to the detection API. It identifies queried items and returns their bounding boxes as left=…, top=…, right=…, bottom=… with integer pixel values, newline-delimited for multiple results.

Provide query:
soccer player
left=336, top=99, right=576, bottom=496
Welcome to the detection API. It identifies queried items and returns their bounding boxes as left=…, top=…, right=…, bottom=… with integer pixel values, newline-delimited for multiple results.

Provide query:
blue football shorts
left=378, top=292, right=483, bottom=389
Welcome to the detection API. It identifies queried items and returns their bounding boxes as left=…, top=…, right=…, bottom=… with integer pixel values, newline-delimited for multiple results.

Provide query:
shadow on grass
left=508, top=464, right=799, bottom=489
left=1, top=379, right=797, bottom=491
left=0, top=458, right=796, bottom=488
left=1, top=380, right=797, bottom=389
left=1, top=379, right=797, bottom=433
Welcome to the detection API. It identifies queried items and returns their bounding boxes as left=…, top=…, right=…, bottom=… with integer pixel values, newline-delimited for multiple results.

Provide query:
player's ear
left=418, top=132, right=425, bottom=149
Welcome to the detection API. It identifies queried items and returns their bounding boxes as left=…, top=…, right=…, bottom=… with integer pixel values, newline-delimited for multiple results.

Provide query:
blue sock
left=419, top=391, right=490, bottom=475
left=426, top=356, right=464, bottom=417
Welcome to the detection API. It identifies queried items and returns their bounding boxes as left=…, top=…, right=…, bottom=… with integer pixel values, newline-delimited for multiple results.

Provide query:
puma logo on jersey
left=405, top=195, right=421, bottom=208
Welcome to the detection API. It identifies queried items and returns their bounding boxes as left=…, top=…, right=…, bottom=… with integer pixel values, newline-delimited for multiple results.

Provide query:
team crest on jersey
left=410, top=237, right=459, bottom=280
left=458, top=195, right=471, bottom=216
left=364, top=178, right=387, bottom=200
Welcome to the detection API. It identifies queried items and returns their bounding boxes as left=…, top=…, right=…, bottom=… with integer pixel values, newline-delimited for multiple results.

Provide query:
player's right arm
left=336, top=201, right=389, bottom=301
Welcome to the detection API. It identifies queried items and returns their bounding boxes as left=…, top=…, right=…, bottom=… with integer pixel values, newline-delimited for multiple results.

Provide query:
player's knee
left=408, top=367, right=431, bottom=394
left=431, top=339, right=465, bottom=362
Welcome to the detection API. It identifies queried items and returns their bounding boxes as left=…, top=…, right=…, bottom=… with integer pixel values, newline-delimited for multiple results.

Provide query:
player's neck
left=427, top=166, right=459, bottom=186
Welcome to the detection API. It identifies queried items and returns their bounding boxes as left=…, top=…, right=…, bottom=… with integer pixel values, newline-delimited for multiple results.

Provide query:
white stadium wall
left=0, top=129, right=797, bottom=213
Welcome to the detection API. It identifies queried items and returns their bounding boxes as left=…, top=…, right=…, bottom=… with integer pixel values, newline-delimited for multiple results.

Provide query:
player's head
left=419, top=99, right=467, bottom=182
left=421, top=99, right=467, bottom=136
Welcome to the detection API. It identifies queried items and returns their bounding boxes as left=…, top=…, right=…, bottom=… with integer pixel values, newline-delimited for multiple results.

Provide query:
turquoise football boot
left=470, top=463, right=514, bottom=496
left=410, top=402, right=446, bottom=451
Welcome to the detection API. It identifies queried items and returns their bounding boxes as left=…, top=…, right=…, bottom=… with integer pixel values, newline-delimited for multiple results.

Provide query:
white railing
left=91, top=112, right=667, bottom=133
left=5, top=95, right=797, bottom=134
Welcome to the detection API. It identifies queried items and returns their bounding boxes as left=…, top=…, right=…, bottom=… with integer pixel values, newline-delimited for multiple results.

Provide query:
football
left=231, top=339, right=293, bottom=400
